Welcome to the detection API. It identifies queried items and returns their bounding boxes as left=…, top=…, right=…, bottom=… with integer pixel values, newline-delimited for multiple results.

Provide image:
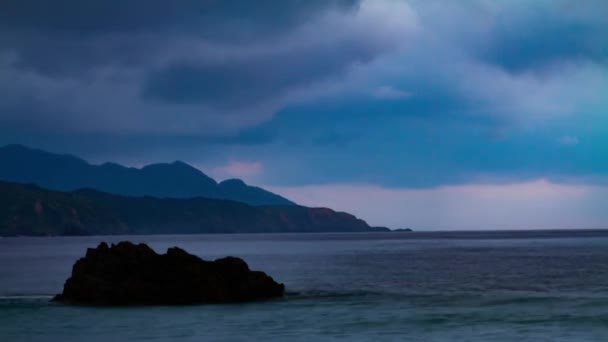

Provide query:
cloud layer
left=1, top=1, right=608, bottom=228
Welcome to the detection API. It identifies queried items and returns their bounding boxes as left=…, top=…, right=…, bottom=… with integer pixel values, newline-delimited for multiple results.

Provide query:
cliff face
left=0, top=181, right=375, bottom=236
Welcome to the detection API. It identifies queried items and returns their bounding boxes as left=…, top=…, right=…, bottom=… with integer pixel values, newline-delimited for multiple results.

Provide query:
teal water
left=2, top=231, right=608, bottom=341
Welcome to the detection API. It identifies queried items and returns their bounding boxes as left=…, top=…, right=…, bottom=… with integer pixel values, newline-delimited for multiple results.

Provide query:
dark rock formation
left=53, top=242, right=285, bottom=305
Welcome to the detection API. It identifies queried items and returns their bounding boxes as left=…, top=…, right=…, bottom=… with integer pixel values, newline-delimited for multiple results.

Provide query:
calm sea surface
left=2, top=231, right=608, bottom=341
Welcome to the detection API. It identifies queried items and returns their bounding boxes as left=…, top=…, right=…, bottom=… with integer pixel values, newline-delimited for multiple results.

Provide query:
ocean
left=2, top=231, right=608, bottom=341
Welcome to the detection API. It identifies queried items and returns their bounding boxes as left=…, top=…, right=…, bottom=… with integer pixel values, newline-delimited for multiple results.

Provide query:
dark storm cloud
left=247, top=100, right=608, bottom=189
left=1, top=0, right=608, bottom=191
left=0, top=0, right=360, bottom=75
left=143, top=37, right=376, bottom=106
left=477, top=1, right=608, bottom=73
left=1, top=0, right=399, bottom=137
left=0, top=0, right=358, bottom=33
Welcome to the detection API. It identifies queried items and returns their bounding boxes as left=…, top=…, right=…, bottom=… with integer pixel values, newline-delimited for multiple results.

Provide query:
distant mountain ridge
left=0, top=181, right=381, bottom=236
left=0, top=144, right=294, bottom=206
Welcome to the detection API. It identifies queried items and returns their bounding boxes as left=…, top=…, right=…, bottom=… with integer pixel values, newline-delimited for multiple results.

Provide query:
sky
left=1, top=0, right=607, bottom=230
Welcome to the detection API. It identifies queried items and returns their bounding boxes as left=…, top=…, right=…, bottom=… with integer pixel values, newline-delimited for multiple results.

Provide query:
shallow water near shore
left=2, top=231, right=608, bottom=341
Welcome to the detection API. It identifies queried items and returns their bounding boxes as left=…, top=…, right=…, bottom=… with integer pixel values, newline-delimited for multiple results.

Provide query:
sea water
left=1, top=231, right=608, bottom=341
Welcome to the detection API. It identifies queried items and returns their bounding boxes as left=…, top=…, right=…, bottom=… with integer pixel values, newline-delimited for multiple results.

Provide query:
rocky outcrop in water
left=53, top=241, right=285, bottom=305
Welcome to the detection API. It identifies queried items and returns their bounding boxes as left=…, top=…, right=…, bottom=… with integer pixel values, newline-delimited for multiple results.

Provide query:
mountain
left=0, top=144, right=294, bottom=206
left=0, top=181, right=380, bottom=236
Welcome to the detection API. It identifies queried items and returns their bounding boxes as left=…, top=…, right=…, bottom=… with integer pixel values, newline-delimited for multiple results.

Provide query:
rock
left=53, top=241, right=285, bottom=305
